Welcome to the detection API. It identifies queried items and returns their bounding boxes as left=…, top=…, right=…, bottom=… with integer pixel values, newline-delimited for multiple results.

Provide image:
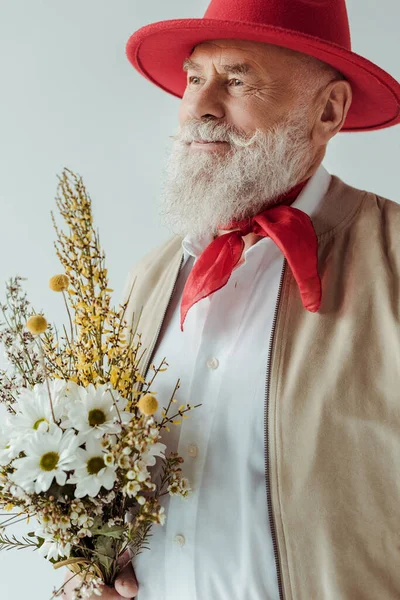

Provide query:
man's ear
left=311, top=79, right=353, bottom=144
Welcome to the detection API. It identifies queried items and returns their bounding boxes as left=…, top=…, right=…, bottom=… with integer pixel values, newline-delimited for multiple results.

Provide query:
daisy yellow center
left=88, top=409, right=106, bottom=427
left=33, top=418, right=49, bottom=430
left=87, top=456, right=105, bottom=475
left=40, top=451, right=59, bottom=471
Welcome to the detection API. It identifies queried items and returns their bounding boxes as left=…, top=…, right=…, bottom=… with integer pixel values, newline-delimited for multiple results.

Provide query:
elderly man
left=63, top=0, right=400, bottom=599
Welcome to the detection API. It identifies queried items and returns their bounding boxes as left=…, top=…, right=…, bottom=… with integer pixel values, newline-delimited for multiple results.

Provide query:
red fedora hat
left=126, top=0, right=400, bottom=132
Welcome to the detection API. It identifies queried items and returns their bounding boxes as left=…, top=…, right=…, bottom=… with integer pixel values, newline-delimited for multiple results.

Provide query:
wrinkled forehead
left=190, top=39, right=304, bottom=64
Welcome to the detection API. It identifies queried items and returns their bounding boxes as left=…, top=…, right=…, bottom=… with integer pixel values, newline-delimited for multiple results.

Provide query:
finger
left=115, top=551, right=139, bottom=598
left=114, top=577, right=138, bottom=599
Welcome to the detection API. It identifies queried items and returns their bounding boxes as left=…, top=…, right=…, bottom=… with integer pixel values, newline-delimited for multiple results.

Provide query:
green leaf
left=91, top=524, right=124, bottom=539
left=93, top=536, right=115, bottom=571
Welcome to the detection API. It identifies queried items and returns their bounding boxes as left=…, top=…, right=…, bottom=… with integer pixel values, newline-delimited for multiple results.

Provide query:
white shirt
left=132, top=164, right=332, bottom=600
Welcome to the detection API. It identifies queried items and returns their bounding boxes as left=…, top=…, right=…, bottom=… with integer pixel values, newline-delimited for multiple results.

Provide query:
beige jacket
left=122, top=174, right=400, bottom=600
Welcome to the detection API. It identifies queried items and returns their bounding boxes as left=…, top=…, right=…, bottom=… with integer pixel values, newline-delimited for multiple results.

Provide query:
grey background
left=0, top=1, right=398, bottom=597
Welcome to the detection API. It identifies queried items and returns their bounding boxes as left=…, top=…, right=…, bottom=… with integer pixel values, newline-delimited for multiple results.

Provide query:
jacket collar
left=311, top=174, right=367, bottom=239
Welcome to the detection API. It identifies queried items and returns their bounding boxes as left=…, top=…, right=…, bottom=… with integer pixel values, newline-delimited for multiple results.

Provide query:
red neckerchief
left=180, top=178, right=321, bottom=331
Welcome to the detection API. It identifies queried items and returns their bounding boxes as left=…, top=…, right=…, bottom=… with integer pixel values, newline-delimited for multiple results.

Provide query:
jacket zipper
left=265, top=258, right=286, bottom=600
left=140, top=254, right=185, bottom=386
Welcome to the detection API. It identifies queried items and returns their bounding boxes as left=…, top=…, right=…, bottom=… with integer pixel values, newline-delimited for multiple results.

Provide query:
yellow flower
left=137, top=394, right=158, bottom=416
left=110, top=366, right=120, bottom=388
left=49, top=274, right=69, bottom=292
left=26, top=315, right=48, bottom=335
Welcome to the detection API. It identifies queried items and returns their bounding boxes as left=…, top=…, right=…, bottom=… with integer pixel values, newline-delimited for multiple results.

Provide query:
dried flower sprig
left=48, top=169, right=148, bottom=406
left=0, top=276, right=49, bottom=411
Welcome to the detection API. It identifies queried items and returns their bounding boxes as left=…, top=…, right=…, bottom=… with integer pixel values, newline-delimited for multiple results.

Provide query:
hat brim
left=126, top=19, right=400, bottom=132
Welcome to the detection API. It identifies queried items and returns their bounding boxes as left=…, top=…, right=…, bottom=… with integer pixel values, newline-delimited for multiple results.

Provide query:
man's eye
left=229, top=78, right=243, bottom=87
left=187, top=76, right=244, bottom=87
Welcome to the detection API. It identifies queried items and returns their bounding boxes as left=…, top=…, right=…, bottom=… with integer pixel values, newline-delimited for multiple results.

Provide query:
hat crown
left=204, top=0, right=351, bottom=50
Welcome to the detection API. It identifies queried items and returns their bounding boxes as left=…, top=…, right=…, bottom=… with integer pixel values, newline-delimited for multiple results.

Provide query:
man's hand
left=61, top=552, right=139, bottom=599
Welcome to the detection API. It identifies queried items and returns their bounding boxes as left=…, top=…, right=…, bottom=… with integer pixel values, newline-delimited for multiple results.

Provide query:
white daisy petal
left=55, top=470, right=67, bottom=486
left=141, top=442, right=167, bottom=466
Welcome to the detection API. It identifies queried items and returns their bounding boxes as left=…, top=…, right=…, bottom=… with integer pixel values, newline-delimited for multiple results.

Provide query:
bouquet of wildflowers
left=0, top=169, right=200, bottom=599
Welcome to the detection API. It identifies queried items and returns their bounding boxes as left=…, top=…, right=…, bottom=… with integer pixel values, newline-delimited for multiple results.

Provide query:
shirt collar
left=181, top=163, right=331, bottom=265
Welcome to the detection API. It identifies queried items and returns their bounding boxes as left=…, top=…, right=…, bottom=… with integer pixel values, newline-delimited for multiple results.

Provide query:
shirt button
left=206, top=357, right=219, bottom=370
left=188, top=444, right=198, bottom=457
left=174, top=534, right=186, bottom=547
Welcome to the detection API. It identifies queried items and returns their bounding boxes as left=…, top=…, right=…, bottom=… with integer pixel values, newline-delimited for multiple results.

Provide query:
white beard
left=159, top=107, right=316, bottom=239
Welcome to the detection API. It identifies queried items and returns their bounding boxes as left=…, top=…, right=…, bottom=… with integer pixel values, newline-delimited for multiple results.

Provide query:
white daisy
left=141, top=442, right=166, bottom=467
left=69, top=438, right=117, bottom=499
left=10, top=427, right=79, bottom=494
left=8, top=380, right=73, bottom=441
left=62, top=383, right=132, bottom=440
left=35, top=527, right=71, bottom=561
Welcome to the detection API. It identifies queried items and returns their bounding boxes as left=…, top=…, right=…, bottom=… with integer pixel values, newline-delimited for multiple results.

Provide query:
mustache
left=170, top=119, right=260, bottom=148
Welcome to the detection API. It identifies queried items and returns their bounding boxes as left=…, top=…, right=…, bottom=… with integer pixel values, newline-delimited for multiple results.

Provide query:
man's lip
left=190, top=140, right=229, bottom=145
left=190, top=140, right=228, bottom=147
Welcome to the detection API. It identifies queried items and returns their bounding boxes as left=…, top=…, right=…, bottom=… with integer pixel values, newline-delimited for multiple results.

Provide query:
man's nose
left=186, top=81, right=226, bottom=121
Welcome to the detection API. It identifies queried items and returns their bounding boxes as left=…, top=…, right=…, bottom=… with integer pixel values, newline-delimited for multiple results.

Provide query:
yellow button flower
left=26, top=315, right=48, bottom=335
left=137, top=394, right=158, bottom=416
left=49, top=274, right=69, bottom=292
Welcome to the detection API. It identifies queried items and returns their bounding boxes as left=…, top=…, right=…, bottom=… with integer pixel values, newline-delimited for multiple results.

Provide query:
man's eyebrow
left=182, top=58, right=254, bottom=76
